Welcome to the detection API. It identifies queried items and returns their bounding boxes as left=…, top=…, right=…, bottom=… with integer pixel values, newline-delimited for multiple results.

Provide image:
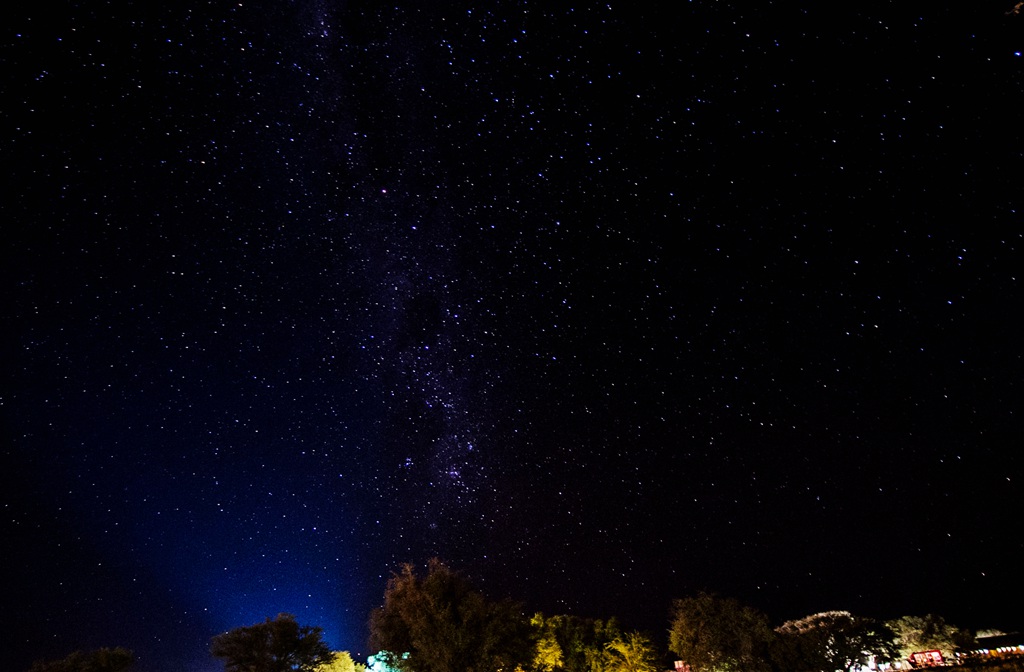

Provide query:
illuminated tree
left=28, top=647, right=133, bottom=672
left=369, top=559, right=532, bottom=672
left=531, top=614, right=565, bottom=672
left=316, top=651, right=367, bottom=672
left=366, top=651, right=406, bottom=672
left=211, top=613, right=335, bottom=672
left=584, top=620, right=623, bottom=672
left=887, top=615, right=974, bottom=661
left=774, top=611, right=897, bottom=672
left=668, top=593, right=772, bottom=672
left=529, top=613, right=621, bottom=672
left=602, top=633, right=660, bottom=672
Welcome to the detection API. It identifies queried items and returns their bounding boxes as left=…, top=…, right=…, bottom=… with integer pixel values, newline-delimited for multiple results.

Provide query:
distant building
left=965, top=632, right=1024, bottom=660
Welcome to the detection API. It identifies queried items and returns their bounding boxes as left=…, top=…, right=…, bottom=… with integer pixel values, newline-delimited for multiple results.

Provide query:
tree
left=669, top=593, right=773, bottom=672
left=28, top=648, right=133, bottom=672
left=887, top=615, right=974, bottom=662
left=210, top=613, right=335, bottom=672
left=531, top=614, right=565, bottom=672
left=583, top=620, right=623, bottom=672
left=602, top=632, right=660, bottom=672
left=773, top=611, right=897, bottom=672
left=368, top=559, right=533, bottom=672
left=316, top=651, right=367, bottom=672
left=529, top=613, right=622, bottom=672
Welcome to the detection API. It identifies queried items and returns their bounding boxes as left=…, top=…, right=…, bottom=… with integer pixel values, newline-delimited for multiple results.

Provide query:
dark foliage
left=669, top=593, right=773, bottom=672
left=210, top=613, right=335, bottom=672
left=28, top=647, right=133, bottom=672
left=369, top=559, right=533, bottom=672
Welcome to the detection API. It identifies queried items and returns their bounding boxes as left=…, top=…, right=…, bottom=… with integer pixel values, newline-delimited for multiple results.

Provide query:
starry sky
left=3, top=2, right=1023, bottom=671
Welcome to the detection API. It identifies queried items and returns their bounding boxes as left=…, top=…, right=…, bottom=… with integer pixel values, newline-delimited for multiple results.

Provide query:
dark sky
left=4, top=2, right=1023, bottom=671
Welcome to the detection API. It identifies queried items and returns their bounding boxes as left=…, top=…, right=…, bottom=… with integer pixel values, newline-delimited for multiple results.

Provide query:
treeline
left=27, top=559, right=1011, bottom=672
left=366, top=560, right=983, bottom=672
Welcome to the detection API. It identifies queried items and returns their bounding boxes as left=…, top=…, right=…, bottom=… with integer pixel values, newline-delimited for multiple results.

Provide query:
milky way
left=4, top=4, right=1024, bottom=672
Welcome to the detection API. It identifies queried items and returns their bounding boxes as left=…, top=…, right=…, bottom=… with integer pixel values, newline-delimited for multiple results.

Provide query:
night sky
left=4, top=3, right=1023, bottom=671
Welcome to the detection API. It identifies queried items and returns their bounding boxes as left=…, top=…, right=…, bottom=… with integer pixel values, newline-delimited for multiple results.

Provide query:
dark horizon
left=4, top=2, right=1023, bottom=671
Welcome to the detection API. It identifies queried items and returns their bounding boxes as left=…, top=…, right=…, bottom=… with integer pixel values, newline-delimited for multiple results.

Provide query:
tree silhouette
left=211, top=613, right=335, bottom=672
left=369, top=559, right=532, bottom=672
left=28, top=647, right=133, bottom=672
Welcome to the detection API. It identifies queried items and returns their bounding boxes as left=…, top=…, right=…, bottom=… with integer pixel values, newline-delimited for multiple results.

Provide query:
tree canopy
left=368, top=559, right=533, bottom=672
left=602, top=632, right=660, bottom=672
left=773, top=611, right=897, bottom=672
left=669, top=593, right=773, bottom=672
left=530, top=613, right=623, bottom=672
left=315, top=651, right=367, bottom=672
left=887, top=614, right=974, bottom=661
left=28, top=648, right=134, bottom=672
left=210, top=613, right=335, bottom=672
